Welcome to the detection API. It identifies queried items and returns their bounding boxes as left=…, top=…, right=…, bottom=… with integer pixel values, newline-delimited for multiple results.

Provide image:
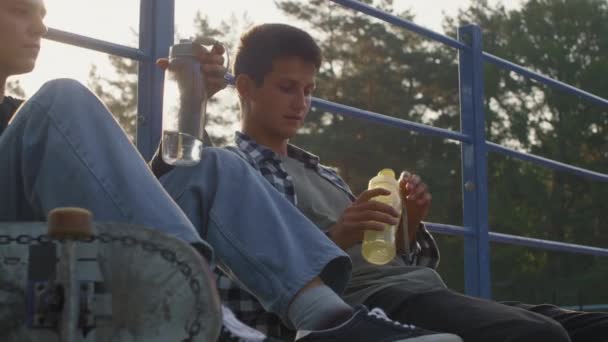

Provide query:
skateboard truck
left=30, top=281, right=64, bottom=328
left=5, top=209, right=221, bottom=341
left=28, top=207, right=103, bottom=341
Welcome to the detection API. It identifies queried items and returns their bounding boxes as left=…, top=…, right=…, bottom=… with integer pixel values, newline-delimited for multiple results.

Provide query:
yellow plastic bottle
left=361, top=168, right=402, bottom=265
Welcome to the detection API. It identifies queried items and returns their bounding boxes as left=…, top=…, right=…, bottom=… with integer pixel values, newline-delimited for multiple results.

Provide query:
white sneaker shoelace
left=222, top=305, right=267, bottom=341
left=368, top=307, right=417, bottom=330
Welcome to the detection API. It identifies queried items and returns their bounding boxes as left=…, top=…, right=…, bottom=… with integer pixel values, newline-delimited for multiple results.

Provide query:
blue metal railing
left=312, top=98, right=471, bottom=143
left=326, top=0, right=608, bottom=298
left=46, top=28, right=147, bottom=60
left=457, top=24, right=491, bottom=297
left=43, top=0, right=608, bottom=298
left=483, top=53, right=608, bottom=108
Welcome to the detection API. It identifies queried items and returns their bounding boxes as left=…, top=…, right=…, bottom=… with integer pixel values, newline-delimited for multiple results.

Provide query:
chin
left=11, top=59, right=37, bottom=75
left=9, top=67, right=35, bottom=77
left=280, top=129, right=299, bottom=140
left=20, top=62, right=37, bottom=74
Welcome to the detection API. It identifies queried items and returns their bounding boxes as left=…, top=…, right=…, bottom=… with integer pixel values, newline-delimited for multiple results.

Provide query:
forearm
left=396, top=213, right=420, bottom=254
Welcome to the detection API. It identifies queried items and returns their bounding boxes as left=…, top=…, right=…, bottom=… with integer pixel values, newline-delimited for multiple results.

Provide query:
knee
left=36, top=78, right=90, bottom=99
left=202, top=147, right=250, bottom=171
left=518, top=317, right=570, bottom=342
left=542, top=320, right=570, bottom=342
left=9, top=79, right=93, bottom=125
left=29, top=78, right=94, bottom=114
left=30, top=78, right=113, bottom=125
left=34, top=78, right=101, bottom=111
left=485, top=305, right=571, bottom=342
left=165, top=148, right=244, bottom=182
left=204, top=147, right=238, bottom=160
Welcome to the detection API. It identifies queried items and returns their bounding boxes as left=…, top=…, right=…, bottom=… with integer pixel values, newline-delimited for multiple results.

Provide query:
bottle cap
left=378, top=168, right=395, bottom=178
left=369, top=168, right=398, bottom=190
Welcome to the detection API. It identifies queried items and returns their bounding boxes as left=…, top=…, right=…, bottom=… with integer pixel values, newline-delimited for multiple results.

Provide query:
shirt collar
left=234, top=131, right=321, bottom=168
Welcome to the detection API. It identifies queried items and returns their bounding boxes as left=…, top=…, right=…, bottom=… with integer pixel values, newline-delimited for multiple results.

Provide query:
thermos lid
left=169, top=39, right=198, bottom=57
left=170, top=38, right=220, bottom=58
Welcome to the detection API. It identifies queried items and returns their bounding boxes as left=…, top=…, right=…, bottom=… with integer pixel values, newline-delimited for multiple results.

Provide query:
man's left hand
left=398, top=171, right=432, bottom=242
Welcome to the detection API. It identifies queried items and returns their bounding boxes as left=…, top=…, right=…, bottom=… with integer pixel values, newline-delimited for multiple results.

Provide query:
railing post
left=137, top=0, right=175, bottom=160
left=458, top=24, right=491, bottom=298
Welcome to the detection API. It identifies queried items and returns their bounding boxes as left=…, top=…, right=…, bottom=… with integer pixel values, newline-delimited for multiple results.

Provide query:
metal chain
left=0, top=233, right=206, bottom=341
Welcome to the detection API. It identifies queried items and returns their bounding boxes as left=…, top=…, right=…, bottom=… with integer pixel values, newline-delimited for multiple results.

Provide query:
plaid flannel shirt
left=216, top=131, right=441, bottom=339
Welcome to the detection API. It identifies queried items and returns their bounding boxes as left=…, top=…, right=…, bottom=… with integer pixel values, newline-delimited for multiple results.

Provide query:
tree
left=6, top=79, right=26, bottom=98
left=89, top=56, right=138, bottom=141
left=446, top=0, right=608, bottom=302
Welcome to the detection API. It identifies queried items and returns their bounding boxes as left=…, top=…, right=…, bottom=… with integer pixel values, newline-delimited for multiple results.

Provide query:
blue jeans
left=0, top=79, right=350, bottom=322
left=159, top=151, right=352, bottom=320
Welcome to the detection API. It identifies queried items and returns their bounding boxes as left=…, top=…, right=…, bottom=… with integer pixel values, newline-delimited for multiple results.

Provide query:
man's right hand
left=327, top=188, right=400, bottom=251
left=156, top=43, right=228, bottom=98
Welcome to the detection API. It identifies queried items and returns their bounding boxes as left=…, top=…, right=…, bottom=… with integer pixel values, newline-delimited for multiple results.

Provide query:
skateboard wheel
left=47, top=207, right=93, bottom=239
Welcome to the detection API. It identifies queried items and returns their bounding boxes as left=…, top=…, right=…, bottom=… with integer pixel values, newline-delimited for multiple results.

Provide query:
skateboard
left=0, top=208, right=222, bottom=342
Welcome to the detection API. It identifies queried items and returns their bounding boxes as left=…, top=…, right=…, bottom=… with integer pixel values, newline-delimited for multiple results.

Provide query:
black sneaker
left=294, top=305, right=462, bottom=342
left=218, top=305, right=282, bottom=342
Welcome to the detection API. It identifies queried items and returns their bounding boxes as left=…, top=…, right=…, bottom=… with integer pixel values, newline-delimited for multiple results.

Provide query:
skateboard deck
left=0, top=221, right=221, bottom=342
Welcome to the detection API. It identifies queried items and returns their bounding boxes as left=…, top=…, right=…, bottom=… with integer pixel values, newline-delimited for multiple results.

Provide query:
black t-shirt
left=0, top=96, right=24, bottom=137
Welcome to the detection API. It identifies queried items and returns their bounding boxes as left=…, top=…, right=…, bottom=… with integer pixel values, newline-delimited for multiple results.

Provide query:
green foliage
left=446, top=0, right=608, bottom=303
left=6, top=79, right=26, bottom=98
left=88, top=56, right=138, bottom=141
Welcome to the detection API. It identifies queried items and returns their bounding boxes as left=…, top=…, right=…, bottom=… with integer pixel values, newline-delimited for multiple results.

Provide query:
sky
left=10, top=0, right=521, bottom=96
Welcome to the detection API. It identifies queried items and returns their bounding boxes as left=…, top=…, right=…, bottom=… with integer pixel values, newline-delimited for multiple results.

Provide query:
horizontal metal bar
left=490, top=232, right=608, bottom=257
left=483, top=53, right=608, bottom=109
left=426, top=222, right=472, bottom=236
left=228, top=75, right=470, bottom=144
left=312, top=97, right=471, bottom=143
left=328, top=0, right=467, bottom=50
left=328, top=1, right=608, bottom=109
left=235, top=67, right=604, bottom=184
left=232, top=73, right=605, bottom=185
left=487, top=142, right=608, bottom=183
left=45, top=28, right=147, bottom=61
left=426, top=222, right=608, bottom=257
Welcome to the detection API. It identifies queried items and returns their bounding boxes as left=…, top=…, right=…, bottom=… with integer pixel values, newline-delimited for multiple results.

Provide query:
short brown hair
left=233, top=23, right=322, bottom=85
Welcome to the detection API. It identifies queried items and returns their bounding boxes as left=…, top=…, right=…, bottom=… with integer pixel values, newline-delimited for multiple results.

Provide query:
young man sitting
left=216, top=22, right=607, bottom=342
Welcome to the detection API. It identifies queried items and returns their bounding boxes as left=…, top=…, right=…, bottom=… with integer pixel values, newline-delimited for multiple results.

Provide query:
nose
left=292, top=90, right=310, bottom=111
left=30, top=17, right=48, bottom=38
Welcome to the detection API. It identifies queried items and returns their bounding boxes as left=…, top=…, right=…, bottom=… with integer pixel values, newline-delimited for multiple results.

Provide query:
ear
left=235, top=74, right=255, bottom=100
